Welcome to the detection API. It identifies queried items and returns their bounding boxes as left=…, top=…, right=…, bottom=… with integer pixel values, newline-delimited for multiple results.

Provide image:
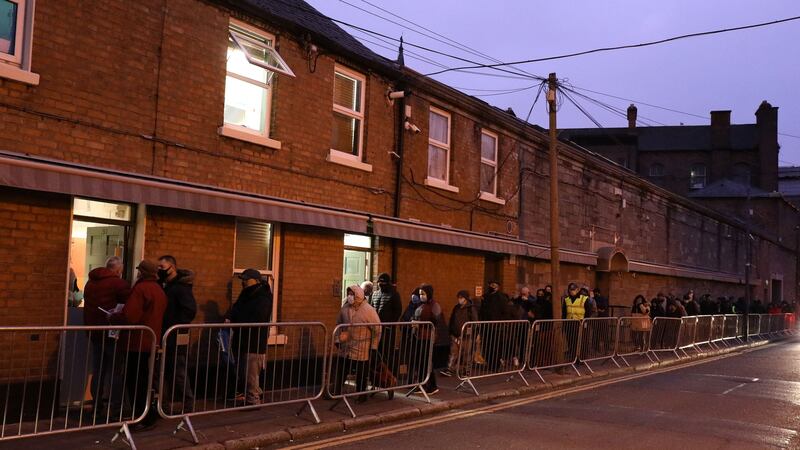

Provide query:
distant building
left=779, top=166, right=800, bottom=208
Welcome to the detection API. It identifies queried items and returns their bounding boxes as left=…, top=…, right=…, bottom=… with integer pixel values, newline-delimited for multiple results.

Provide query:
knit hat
left=456, top=290, right=470, bottom=300
left=377, top=272, right=391, bottom=283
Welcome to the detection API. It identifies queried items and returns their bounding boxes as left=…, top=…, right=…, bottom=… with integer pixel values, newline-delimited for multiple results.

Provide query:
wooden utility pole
left=548, top=72, right=561, bottom=320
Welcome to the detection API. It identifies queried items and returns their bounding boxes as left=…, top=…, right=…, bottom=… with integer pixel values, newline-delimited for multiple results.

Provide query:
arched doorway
left=595, top=247, right=629, bottom=315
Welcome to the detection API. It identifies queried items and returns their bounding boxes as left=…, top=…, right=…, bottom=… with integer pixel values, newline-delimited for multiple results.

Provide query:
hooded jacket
left=162, top=269, right=197, bottom=335
left=448, top=298, right=478, bottom=338
left=229, top=281, right=273, bottom=354
left=83, top=267, right=131, bottom=329
left=479, top=287, right=509, bottom=321
left=413, top=284, right=448, bottom=345
left=336, top=285, right=381, bottom=361
left=370, top=283, right=402, bottom=323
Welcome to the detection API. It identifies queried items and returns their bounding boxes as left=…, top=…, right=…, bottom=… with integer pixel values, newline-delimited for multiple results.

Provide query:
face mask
left=458, top=297, right=467, bottom=305
left=158, top=268, right=170, bottom=281
left=346, top=294, right=355, bottom=304
left=411, top=294, right=421, bottom=305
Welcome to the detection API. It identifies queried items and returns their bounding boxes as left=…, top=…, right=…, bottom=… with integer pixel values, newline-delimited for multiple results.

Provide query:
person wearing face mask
left=108, top=260, right=167, bottom=431
left=225, top=269, right=273, bottom=406
left=479, top=280, right=510, bottom=370
left=157, top=255, right=197, bottom=413
left=440, top=290, right=477, bottom=377
left=411, top=284, right=444, bottom=394
left=333, top=285, right=381, bottom=402
left=370, top=273, right=402, bottom=374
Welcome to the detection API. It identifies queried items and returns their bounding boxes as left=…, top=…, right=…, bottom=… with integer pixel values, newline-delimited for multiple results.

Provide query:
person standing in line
left=593, top=288, right=610, bottom=318
left=369, top=273, right=402, bottom=378
left=333, top=285, right=381, bottom=403
left=158, top=255, right=197, bottom=413
left=226, top=269, right=273, bottom=406
left=440, top=290, right=477, bottom=377
left=108, top=260, right=167, bottom=431
left=83, top=256, right=131, bottom=418
left=412, top=284, right=444, bottom=394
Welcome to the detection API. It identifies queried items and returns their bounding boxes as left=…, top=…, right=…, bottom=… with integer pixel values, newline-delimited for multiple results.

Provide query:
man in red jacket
left=83, top=256, right=131, bottom=419
left=109, top=259, right=167, bottom=430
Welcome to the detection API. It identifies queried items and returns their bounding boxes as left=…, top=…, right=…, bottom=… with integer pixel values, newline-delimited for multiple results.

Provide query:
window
left=0, top=0, right=38, bottom=85
left=690, top=164, right=707, bottom=189
left=234, top=220, right=273, bottom=272
left=480, top=130, right=498, bottom=195
left=220, top=21, right=294, bottom=148
left=649, top=163, right=664, bottom=177
left=426, top=107, right=458, bottom=192
left=331, top=67, right=365, bottom=157
left=68, top=199, right=135, bottom=308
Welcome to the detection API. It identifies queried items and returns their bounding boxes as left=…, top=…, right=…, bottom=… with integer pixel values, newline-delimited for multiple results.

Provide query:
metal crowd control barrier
left=158, top=322, right=328, bottom=443
left=770, top=314, right=784, bottom=336
left=578, top=318, right=620, bottom=372
left=648, top=317, right=681, bottom=360
left=785, top=313, right=797, bottom=335
left=710, top=315, right=726, bottom=348
left=615, top=316, right=653, bottom=366
left=0, top=326, right=157, bottom=450
left=693, top=316, right=713, bottom=352
left=527, top=319, right=582, bottom=383
left=326, top=322, right=433, bottom=418
left=747, top=314, right=761, bottom=340
left=677, top=317, right=698, bottom=357
left=758, top=314, right=772, bottom=338
left=722, top=315, right=740, bottom=345
left=454, top=320, right=530, bottom=395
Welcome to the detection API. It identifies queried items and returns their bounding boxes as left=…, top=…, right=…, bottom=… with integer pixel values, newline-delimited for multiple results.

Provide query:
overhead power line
left=425, top=15, right=800, bottom=76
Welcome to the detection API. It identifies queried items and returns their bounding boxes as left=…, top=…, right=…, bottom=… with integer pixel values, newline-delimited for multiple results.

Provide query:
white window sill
left=479, top=192, right=506, bottom=205
left=0, top=64, right=40, bottom=86
left=327, top=149, right=373, bottom=172
left=424, top=177, right=459, bottom=193
left=219, top=124, right=282, bottom=150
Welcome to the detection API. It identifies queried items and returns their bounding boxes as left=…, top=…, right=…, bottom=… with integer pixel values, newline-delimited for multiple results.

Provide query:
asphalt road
left=285, top=339, right=800, bottom=449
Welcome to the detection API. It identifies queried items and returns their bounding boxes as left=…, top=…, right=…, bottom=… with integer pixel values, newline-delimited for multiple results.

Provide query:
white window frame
left=690, top=164, right=707, bottom=189
left=327, top=65, right=372, bottom=172
left=219, top=19, right=293, bottom=150
left=425, top=107, right=458, bottom=192
left=0, top=0, right=38, bottom=85
left=480, top=129, right=499, bottom=196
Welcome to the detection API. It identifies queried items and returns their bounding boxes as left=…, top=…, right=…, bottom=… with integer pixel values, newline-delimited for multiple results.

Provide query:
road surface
left=283, top=339, right=800, bottom=449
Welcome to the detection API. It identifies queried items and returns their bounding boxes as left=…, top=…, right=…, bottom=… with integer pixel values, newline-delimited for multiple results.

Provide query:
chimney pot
left=627, top=104, right=637, bottom=129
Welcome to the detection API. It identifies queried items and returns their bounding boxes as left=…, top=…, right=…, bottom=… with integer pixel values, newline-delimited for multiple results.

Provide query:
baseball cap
left=238, top=268, right=262, bottom=281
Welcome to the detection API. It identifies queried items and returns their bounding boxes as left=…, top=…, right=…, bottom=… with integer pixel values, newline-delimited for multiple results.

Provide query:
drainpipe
left=390, top=84, right=406, bottom=283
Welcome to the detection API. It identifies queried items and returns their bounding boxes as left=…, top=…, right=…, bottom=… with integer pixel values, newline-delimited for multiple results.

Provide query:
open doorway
left=342, top=234, right=371, bottom=299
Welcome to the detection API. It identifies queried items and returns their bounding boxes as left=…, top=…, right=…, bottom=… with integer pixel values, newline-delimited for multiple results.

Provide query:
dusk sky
left=307, top=1, right=800, bottom=165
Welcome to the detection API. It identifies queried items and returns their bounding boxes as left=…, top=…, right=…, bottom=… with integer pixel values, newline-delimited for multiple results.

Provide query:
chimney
left=756, top=100, right=778, bottom=191
left=710, top=110, right=731, bottom=149
left=627, top=104, right=637, bottom=129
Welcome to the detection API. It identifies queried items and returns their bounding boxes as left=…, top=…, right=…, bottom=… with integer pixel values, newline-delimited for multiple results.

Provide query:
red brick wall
left=0, top=188, right=70, bottom=326
left=143, top=206, right=235, bottom=323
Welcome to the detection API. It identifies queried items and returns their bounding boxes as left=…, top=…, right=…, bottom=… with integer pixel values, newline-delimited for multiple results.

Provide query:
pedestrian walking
left=226, top=269, right=273, bottom=406
left=83, top=256, right=130, bottom=419
left=158, top=255, right=198, bottom=413
left=440, top=290, right=477, bottom=377
left=108, top=260, right=167, bottom=431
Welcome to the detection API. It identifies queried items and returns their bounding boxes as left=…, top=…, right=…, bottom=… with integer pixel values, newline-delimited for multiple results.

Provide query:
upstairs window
left=0, top=0, right=38, bottom=85
left=222, top=21, right=294, bottom=146
left=427, top=108, right=451, bottom=183
left=331, top=66, right=365, bottom=159
left=480, top=130, right=498, bottom=195
left=690, top=164, right=707, bottom=189
left=649, top=163, right=664, bottom=177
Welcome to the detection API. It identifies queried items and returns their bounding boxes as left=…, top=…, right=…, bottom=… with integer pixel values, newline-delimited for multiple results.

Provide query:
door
left=342, top=249, right=369, bottom=298
left=85, top=225, right=125, bottom=274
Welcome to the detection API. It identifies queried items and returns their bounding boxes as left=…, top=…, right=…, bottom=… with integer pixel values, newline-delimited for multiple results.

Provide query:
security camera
left=388, top=90, right=407, bottom=100
left=404, top=121, right=421, bottom=134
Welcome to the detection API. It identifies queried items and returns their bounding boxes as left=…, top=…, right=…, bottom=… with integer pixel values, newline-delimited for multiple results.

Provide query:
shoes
left=232, top=392, right=245, bottom=402
left=439, top=369, right=453, bottom=377
left=387, top=390, right=394, bottom=400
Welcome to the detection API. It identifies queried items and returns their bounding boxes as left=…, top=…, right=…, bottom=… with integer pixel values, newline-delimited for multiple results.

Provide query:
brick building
left=0, top=0, right=797, bottom=349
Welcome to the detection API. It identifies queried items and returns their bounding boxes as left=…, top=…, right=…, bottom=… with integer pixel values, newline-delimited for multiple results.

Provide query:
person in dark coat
left=479, top=281, right=515, bottom=369
left=412, top=284, right=444, bottom=394
left=83, top=256, right=130, bottom=418
left=534, top=290, right=553, bottom=321
left=440, top=290, right=478, bottom=377
left=683, top=291, right=700, bottom=316
left=593, top=288, right=610, bottom=318
left=370, top=273, right=402, bottom=373
left=108, top=260, right=167, bottom=430
left=226, top=268, right=273, bottom=405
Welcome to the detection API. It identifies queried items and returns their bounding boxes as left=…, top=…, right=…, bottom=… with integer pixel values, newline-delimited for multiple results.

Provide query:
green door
left=342, top=249, right=369, bottom=300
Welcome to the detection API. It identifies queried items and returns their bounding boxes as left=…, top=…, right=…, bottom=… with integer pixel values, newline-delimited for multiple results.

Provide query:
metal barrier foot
left=456, top=379, right=480, bottom=396
left=174, top=416, right=199, bottom=444
left=618, top=355, right=631, bottom=367
left=582, top=362, right=595, bottom=375
left=405, top=385, right=432, bottom=403
left=533, top=369, right=546, bottom=384
left=517, top=371, right=530, bottom=386
left=296, top=400, right=321, bottom=424
left=111, top=423, right=137, bottom=450
left=571, top=364, right=581, bottom=376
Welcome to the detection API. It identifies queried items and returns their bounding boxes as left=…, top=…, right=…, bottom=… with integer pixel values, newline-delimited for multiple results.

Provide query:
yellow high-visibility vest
left=565, top=295, right=588, bottom=320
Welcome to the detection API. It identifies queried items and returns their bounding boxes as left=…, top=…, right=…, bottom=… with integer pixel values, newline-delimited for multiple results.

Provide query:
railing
left=0, top=326, right=156, bottom=450
left=722, top=315, right=740, bottom=344
left=326, top=322, right=434, bottom=418
left=615, top=316, right=653, bottom=366
left=648, top=317, right=682, bottom=361
left=676, top=317, right=698, bottom=357
left=694, top=316, right=713, bottom=351
left=747, top=314, right=761, bottom=339
left=527, top=319, right=582, bottom=383
left=157, top=322, right=327, bottom=443
left=454, top=320, right=530, bottom=395
left=578, top=318, right=620, bottom=373
left=710, top=315, right=726, bottom=348
left=784, top=313, right=797, bottom=335
left=758, top=314, right=772, bottom=338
